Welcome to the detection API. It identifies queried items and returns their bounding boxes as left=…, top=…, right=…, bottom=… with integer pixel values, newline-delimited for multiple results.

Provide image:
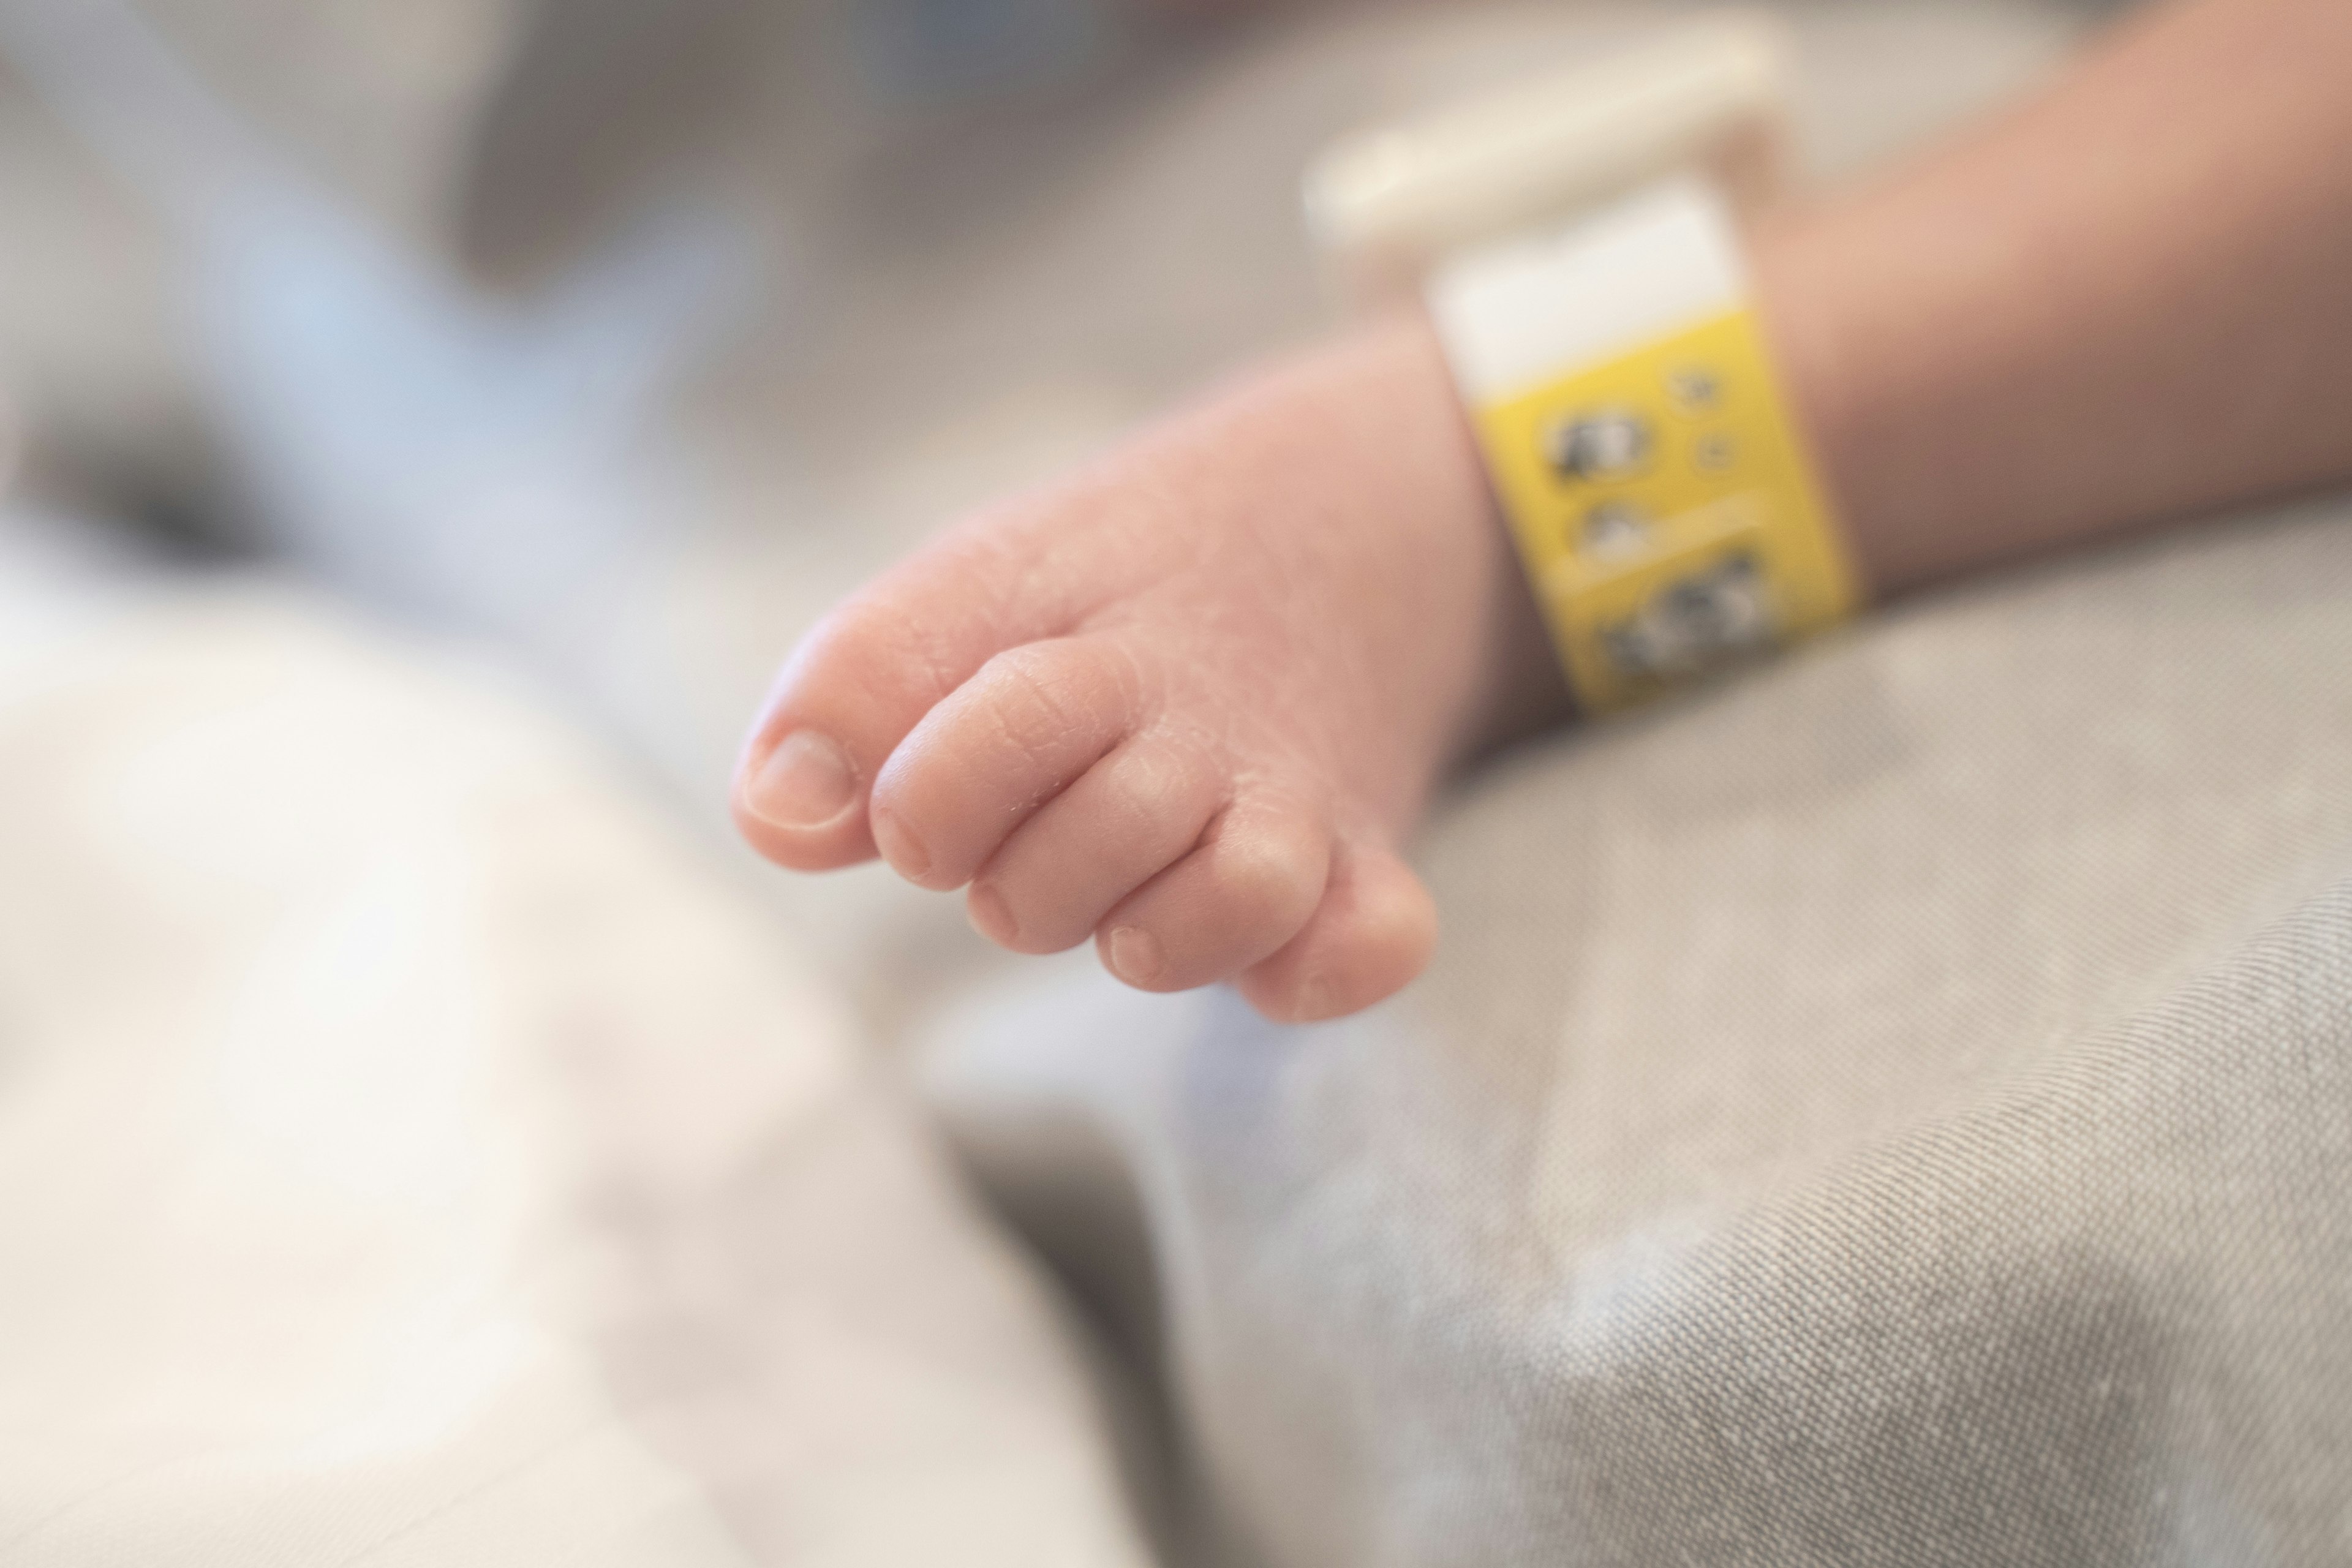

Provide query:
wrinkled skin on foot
left=734, top=315, right=1548, bottom=1022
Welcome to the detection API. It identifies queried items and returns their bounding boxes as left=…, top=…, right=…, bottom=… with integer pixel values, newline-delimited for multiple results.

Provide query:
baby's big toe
left=735, top=598, right=954, bottom=870
left=737, top=725, right=864, bottom=843
left=736, top=549, right=1071, bottom=870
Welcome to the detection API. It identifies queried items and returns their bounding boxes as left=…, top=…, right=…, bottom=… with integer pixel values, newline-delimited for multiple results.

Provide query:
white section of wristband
left=1303, top=15, right=1790, bottom=307
left=1426, top=176, right=1746, bottom=407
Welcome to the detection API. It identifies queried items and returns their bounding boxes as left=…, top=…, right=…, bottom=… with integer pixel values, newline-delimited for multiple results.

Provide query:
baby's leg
left=734, top=317, right=1557, bottom=1022
left=740, top=0, right=2352, bottom=1022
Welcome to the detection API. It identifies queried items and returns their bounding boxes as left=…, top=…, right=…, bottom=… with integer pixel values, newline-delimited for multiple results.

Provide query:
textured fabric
left=927, top=496, right=2352, bottom=1566
left=15, top=499, right=2348, bottom=1568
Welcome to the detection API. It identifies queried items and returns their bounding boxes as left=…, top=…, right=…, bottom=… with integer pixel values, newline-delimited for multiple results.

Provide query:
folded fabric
left=929, top=493, right=2352, bottom=1566
left=0, top=508, right=1150, bottom=1568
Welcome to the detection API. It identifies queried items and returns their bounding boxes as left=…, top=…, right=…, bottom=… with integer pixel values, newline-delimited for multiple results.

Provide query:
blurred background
left=0, top=0, right=2097, bottom=1046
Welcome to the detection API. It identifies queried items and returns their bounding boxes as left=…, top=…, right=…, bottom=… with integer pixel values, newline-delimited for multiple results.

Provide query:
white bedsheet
left=0, top=508, right=1147, bottom=1567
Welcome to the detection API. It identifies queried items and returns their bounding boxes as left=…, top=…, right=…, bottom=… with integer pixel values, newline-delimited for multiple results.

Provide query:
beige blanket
left=931, top=495, right=2352, bottom=1564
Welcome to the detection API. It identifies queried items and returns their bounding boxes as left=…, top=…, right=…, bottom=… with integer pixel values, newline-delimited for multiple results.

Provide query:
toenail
left=871, top=805, right=932, bottom=880
left=1106, top=925, right=1163, bottom=987
left=746, top=729, right=858, bottom=830
left=968, top=883, right=1015, bottom=944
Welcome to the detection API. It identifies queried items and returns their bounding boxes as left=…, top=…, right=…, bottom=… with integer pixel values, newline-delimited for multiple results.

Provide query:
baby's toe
left=736, top=562, right=1038, bottom=871
left=1095, top=795, right=1331, bottom=993
left=1235, top=842, right=1434, bottom=1022
left=968, top=733, right=1224, bottom=954
left=870, top=636, right=1146, bottom=891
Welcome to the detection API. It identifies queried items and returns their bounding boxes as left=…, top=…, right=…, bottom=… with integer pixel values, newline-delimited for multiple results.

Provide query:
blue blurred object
left=0, top=0, right=754, bottom=657
left=853, top=0, right=1113, bottom=101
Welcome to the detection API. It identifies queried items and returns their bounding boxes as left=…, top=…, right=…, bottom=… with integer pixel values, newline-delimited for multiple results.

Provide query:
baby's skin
left=737, top=0, right=2352, bottom=1020
left=733, top=318, right=1548, bottom=1021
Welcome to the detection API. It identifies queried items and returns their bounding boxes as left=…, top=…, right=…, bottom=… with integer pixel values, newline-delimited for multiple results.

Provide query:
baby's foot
left=733, top=314, right=1558, bottom=1021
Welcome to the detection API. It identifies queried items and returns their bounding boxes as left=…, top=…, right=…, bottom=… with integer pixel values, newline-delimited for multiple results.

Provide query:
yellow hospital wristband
left=1428, top=178, right=1858, bottom=714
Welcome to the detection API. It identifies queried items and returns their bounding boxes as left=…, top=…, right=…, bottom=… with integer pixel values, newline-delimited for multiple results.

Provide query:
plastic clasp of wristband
left=1427, top=176, right=1858, bottom=713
